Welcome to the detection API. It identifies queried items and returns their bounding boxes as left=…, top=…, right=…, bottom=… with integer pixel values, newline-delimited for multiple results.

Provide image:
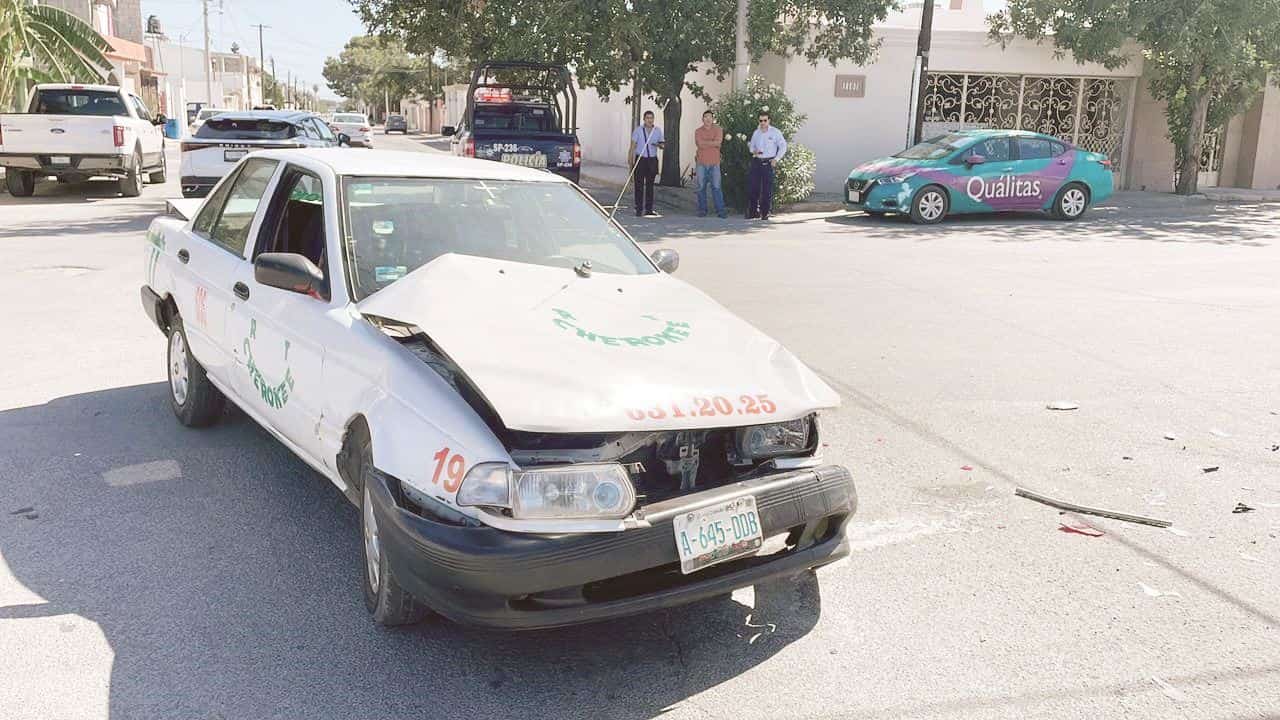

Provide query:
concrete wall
left=783, top=28, right=1143, bottom=189
left=1122, top=77, right=1173, bottom=192
left=1234, top=85, right=1280, bottom=190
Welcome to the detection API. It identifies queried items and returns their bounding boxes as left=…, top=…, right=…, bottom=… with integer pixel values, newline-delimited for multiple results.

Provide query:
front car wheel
left=909, top=186, right=948, bottom=225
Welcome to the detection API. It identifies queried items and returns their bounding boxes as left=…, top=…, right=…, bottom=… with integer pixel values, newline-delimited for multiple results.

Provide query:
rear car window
left=333, top=114, right=366, bottom=124
left=1016, top=137, right=1057, bottom=160
left=473, top=105, right=554, bottom=132
left=32, top=89, right=127, bottom=116
left=197, top=119, right=297, bottom=140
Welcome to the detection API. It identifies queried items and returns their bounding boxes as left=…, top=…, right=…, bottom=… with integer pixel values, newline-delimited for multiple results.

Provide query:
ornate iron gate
left=922, top=73, right=1132, bottom=163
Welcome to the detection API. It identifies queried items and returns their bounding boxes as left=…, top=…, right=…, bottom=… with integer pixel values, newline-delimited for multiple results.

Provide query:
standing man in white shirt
left=746, top=111, right=788, bottom=220
left=629, top=110, right=665, bottom=217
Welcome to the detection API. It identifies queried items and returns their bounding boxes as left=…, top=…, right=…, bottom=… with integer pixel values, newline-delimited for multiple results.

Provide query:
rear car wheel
left=909, top=185, right=948, bottom=225
left=350, top=423, right=431, bottom=626
left=5, top=169, right=36, bottom=197
left=119, top=150, right=143, bottom=197
left=148, top=150, right=167, bottom=184
left=167, top=315, right=226, bottom=427
left=1052, top=182, right=1089, bottom=220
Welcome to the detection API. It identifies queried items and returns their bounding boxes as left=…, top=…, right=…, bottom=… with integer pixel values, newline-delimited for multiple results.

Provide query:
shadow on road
left=0, top=383, right=822, bottom=719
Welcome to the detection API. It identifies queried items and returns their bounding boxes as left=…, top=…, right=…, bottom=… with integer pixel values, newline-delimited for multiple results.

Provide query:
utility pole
left=178, top=32, right=189, bottom=119
left=286, top=70, right=292, bottom=107
left=270, top=57, right=277, bottom=105
left=251, top=24, right=269, bottom=107
left=201, top=0, right=212, bottom=107
left=909, top=0, right=935, bottom=146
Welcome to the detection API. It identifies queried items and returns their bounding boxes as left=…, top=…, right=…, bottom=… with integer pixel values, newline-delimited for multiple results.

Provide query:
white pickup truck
left=0, top=83, right=167, bottom=197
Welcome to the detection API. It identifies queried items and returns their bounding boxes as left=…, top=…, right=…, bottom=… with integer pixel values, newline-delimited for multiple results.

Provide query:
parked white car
left=188, top=106, right=232, bottom=135
left=0, top=83, right=166, bottom=197
left=140, top=149, right=855, bottom=629
left=329, top=112, right=372, bottom=147
left=179, top=110, right=340, bottom=197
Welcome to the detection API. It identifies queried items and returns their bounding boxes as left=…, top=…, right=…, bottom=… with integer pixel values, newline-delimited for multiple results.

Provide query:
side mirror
left=255, top=252, right=325, bottom=297
left=650, top=248, right=679, bottom=273
left=337, top=133, right=351, bottom=147
left=441, top=126, right=455, bottom=137
left=965, top=153, right=986, bottom=166
left=152, top=114, right=167, bottom=126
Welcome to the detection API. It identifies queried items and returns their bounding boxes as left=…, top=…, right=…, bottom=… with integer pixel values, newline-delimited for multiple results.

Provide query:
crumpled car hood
left=356, top=254, right=840, bottom=433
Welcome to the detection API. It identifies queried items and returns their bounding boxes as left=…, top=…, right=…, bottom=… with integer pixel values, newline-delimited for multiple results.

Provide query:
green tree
left=353, top=0, right=896, bottom=186
left=989, top=0, right=1280, bottom=195
left=0, top=1, right=112, bottom=111
left=322, top=35, right=443, bottom=119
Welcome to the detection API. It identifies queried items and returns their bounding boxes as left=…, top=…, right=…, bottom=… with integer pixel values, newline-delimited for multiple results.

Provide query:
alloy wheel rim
left=168, top=331, right=189, bottom=405
left=1063, top=188, right=1085, bottom=216
left=363, top=484, right=381, bottom=593
left=920, top=192, right=945, bottom=220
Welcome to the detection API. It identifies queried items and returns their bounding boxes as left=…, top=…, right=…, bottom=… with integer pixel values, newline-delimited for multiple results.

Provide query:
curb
left=580, top=168, right=838, bottom=215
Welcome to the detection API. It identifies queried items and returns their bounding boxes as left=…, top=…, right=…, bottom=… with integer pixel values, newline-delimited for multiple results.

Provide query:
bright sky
left=140, top=0, right=365, bottom=100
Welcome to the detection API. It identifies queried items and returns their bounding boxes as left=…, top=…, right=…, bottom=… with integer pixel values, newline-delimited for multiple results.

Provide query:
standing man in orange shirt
left=693, top=110, right=727, bottom=218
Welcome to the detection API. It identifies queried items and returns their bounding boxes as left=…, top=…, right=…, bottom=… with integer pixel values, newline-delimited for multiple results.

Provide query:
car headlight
left=878, top=172, right=916, bottom=184
left=457, top=462, right=636, bottom=520
left=734, top=418, right=811, bottom=460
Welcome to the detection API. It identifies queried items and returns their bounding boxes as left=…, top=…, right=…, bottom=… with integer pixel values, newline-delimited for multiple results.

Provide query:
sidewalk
left=579, top=161, right=846, bottom=215
left=1199, top=187, right=1280, bottom=202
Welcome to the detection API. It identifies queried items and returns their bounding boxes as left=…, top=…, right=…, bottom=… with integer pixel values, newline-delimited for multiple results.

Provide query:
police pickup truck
left=444, top=61, right=582, bottom=184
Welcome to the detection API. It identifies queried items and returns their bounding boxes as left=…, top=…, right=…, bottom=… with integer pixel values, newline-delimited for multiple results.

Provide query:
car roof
left=203, top=109, right=316, bottom=122
left=251, top=148, right=571, bottom=183
left=948, top=128, right=1062, bottom=142
left=34, top=83, right=122, bottom=93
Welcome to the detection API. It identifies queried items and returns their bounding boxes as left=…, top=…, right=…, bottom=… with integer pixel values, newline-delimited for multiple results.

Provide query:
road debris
left=1271, top=444, right=1278, bottom=452
left=1046, top=401, right=1079, bottom=411
left=1152, top=676, right=1189, bottom=702
left=960, top=465, right=973, bottom=471
left=9, top=507, right=34, bottom=515
left=1058, top=523, right=1105, bottom=537
left=1233, top=503, right=1255, bottom=514
left=1202, top=466, right=1220, bottom=473
left=1210, top=428, right=1232, bottom=438
left=1014, top=487, right=1172, bottom=528
left=1166, top=526, right=1191, bottom=537
left=1144, top=491, right=1167, bottom=507
left=1163, top=432, right=1177, bottom=441
left=1140, top=583, right=1182, bottom=599
left=1122, top=455, right=1134, bottom=460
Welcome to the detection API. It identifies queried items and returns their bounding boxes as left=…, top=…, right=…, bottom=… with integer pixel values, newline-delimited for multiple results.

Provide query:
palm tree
left=0, top=1, right=112, bottom=111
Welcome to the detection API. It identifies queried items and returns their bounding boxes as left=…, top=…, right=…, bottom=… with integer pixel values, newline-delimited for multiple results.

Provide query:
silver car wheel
left=1062, top=187, right=1087, bottom=217
left=168, top=330, right=189, bottom=406
left=363, top=484, right=381, bottom=593
left=919, top=191, right=945, bottom=221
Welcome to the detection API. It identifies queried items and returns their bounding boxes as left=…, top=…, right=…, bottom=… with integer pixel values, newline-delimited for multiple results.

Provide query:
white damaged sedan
left=140, top=149, right=856, bottom=628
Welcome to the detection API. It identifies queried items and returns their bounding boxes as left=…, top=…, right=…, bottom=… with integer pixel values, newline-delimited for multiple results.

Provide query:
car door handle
left=177, top=249, right=189, bottom=264
left=233, top=282, right=250, bottom=301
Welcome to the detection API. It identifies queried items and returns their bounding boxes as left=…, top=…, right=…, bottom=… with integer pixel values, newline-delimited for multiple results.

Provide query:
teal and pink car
left=845, top=129, right=1114, bottom=224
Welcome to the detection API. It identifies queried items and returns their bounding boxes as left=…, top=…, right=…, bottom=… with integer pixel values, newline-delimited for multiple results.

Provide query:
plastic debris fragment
left=1046, top=402, right=1079, bottom=411
left=1233, top=503, right=1255, bottom=514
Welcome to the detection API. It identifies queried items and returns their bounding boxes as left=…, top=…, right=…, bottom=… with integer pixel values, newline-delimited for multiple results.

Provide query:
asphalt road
left=2, top=133, right=1278, bottom=720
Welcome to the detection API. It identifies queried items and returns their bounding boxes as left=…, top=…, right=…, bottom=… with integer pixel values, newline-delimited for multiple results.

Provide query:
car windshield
left=334, top=114, right=366, bottom=124
left=342, top=177, right=654, bottom=300
left=32, top=89, right=127, bottom=116
left=474, top=104, right=555, bottom=132
left=196, top=118, right=296, bottom=139
left=893, top=133, right=972, bottom=160
left=198, top=108, right=229, bottom=120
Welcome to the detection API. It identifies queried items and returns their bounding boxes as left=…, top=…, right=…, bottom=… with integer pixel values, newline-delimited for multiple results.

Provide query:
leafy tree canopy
left=990, top=0, right=1280, bottom=194
left=0, top=1, right=111, bottom=111
left=353, top=0, right=895, bottom=185
left=322, top=35, right=453, bottom=116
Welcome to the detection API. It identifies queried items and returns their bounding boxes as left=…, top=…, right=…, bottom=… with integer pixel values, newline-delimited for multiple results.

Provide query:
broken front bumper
left=368, top=464, right=856, bottom=629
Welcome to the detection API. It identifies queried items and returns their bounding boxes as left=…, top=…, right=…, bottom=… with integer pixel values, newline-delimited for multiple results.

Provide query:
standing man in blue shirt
left=746, top=111, right=788, bottom=220
left=629, top=110, right=665, bottom=217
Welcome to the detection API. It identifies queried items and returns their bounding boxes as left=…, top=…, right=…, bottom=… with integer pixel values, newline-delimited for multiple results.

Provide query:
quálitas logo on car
left=551, top=308, right=691, bottom=347
left=966, top=174, right=1042, bottom=202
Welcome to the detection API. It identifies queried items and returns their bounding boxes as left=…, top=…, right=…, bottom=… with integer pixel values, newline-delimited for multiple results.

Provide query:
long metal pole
left=910, top=0, right=935, bottom=145
left=201, top=0, right=212, bottom=106
left=252, top=24, right=269, bottom=107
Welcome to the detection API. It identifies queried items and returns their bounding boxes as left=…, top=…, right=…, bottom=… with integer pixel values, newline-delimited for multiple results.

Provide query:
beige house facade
left=552, top=0, right=1279, bottom=194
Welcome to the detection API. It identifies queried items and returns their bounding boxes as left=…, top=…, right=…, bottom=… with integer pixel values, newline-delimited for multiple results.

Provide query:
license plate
left=500, top=153, right=547, bottom=169
left=672, top=495, right=763, bottom=574
left=50, top=156, right=71, bottom=165
left=224, top=149, right=248, bottom=162
left=847, top=190, right=861, bottom=203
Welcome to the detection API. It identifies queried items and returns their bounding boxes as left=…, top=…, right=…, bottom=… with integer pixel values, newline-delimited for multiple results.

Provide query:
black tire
left=1051, top=182, right=1090, bottom=220
left=119, top=150, right=143, bottom=197
left=148, top=149, right=167, bottom=184
left=909, top=185, right=948, bottom=225
left=5, top=170, right=35, bottom=197
left=166, top=315, right=225, bottom=427
left=351, top=421, right=431, bottom=626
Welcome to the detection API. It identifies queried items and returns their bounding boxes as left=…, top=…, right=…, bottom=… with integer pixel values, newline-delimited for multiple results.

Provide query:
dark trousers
left=747, top=159, right=775, bottom=218
left=634, top=156, right=658, bottom=214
